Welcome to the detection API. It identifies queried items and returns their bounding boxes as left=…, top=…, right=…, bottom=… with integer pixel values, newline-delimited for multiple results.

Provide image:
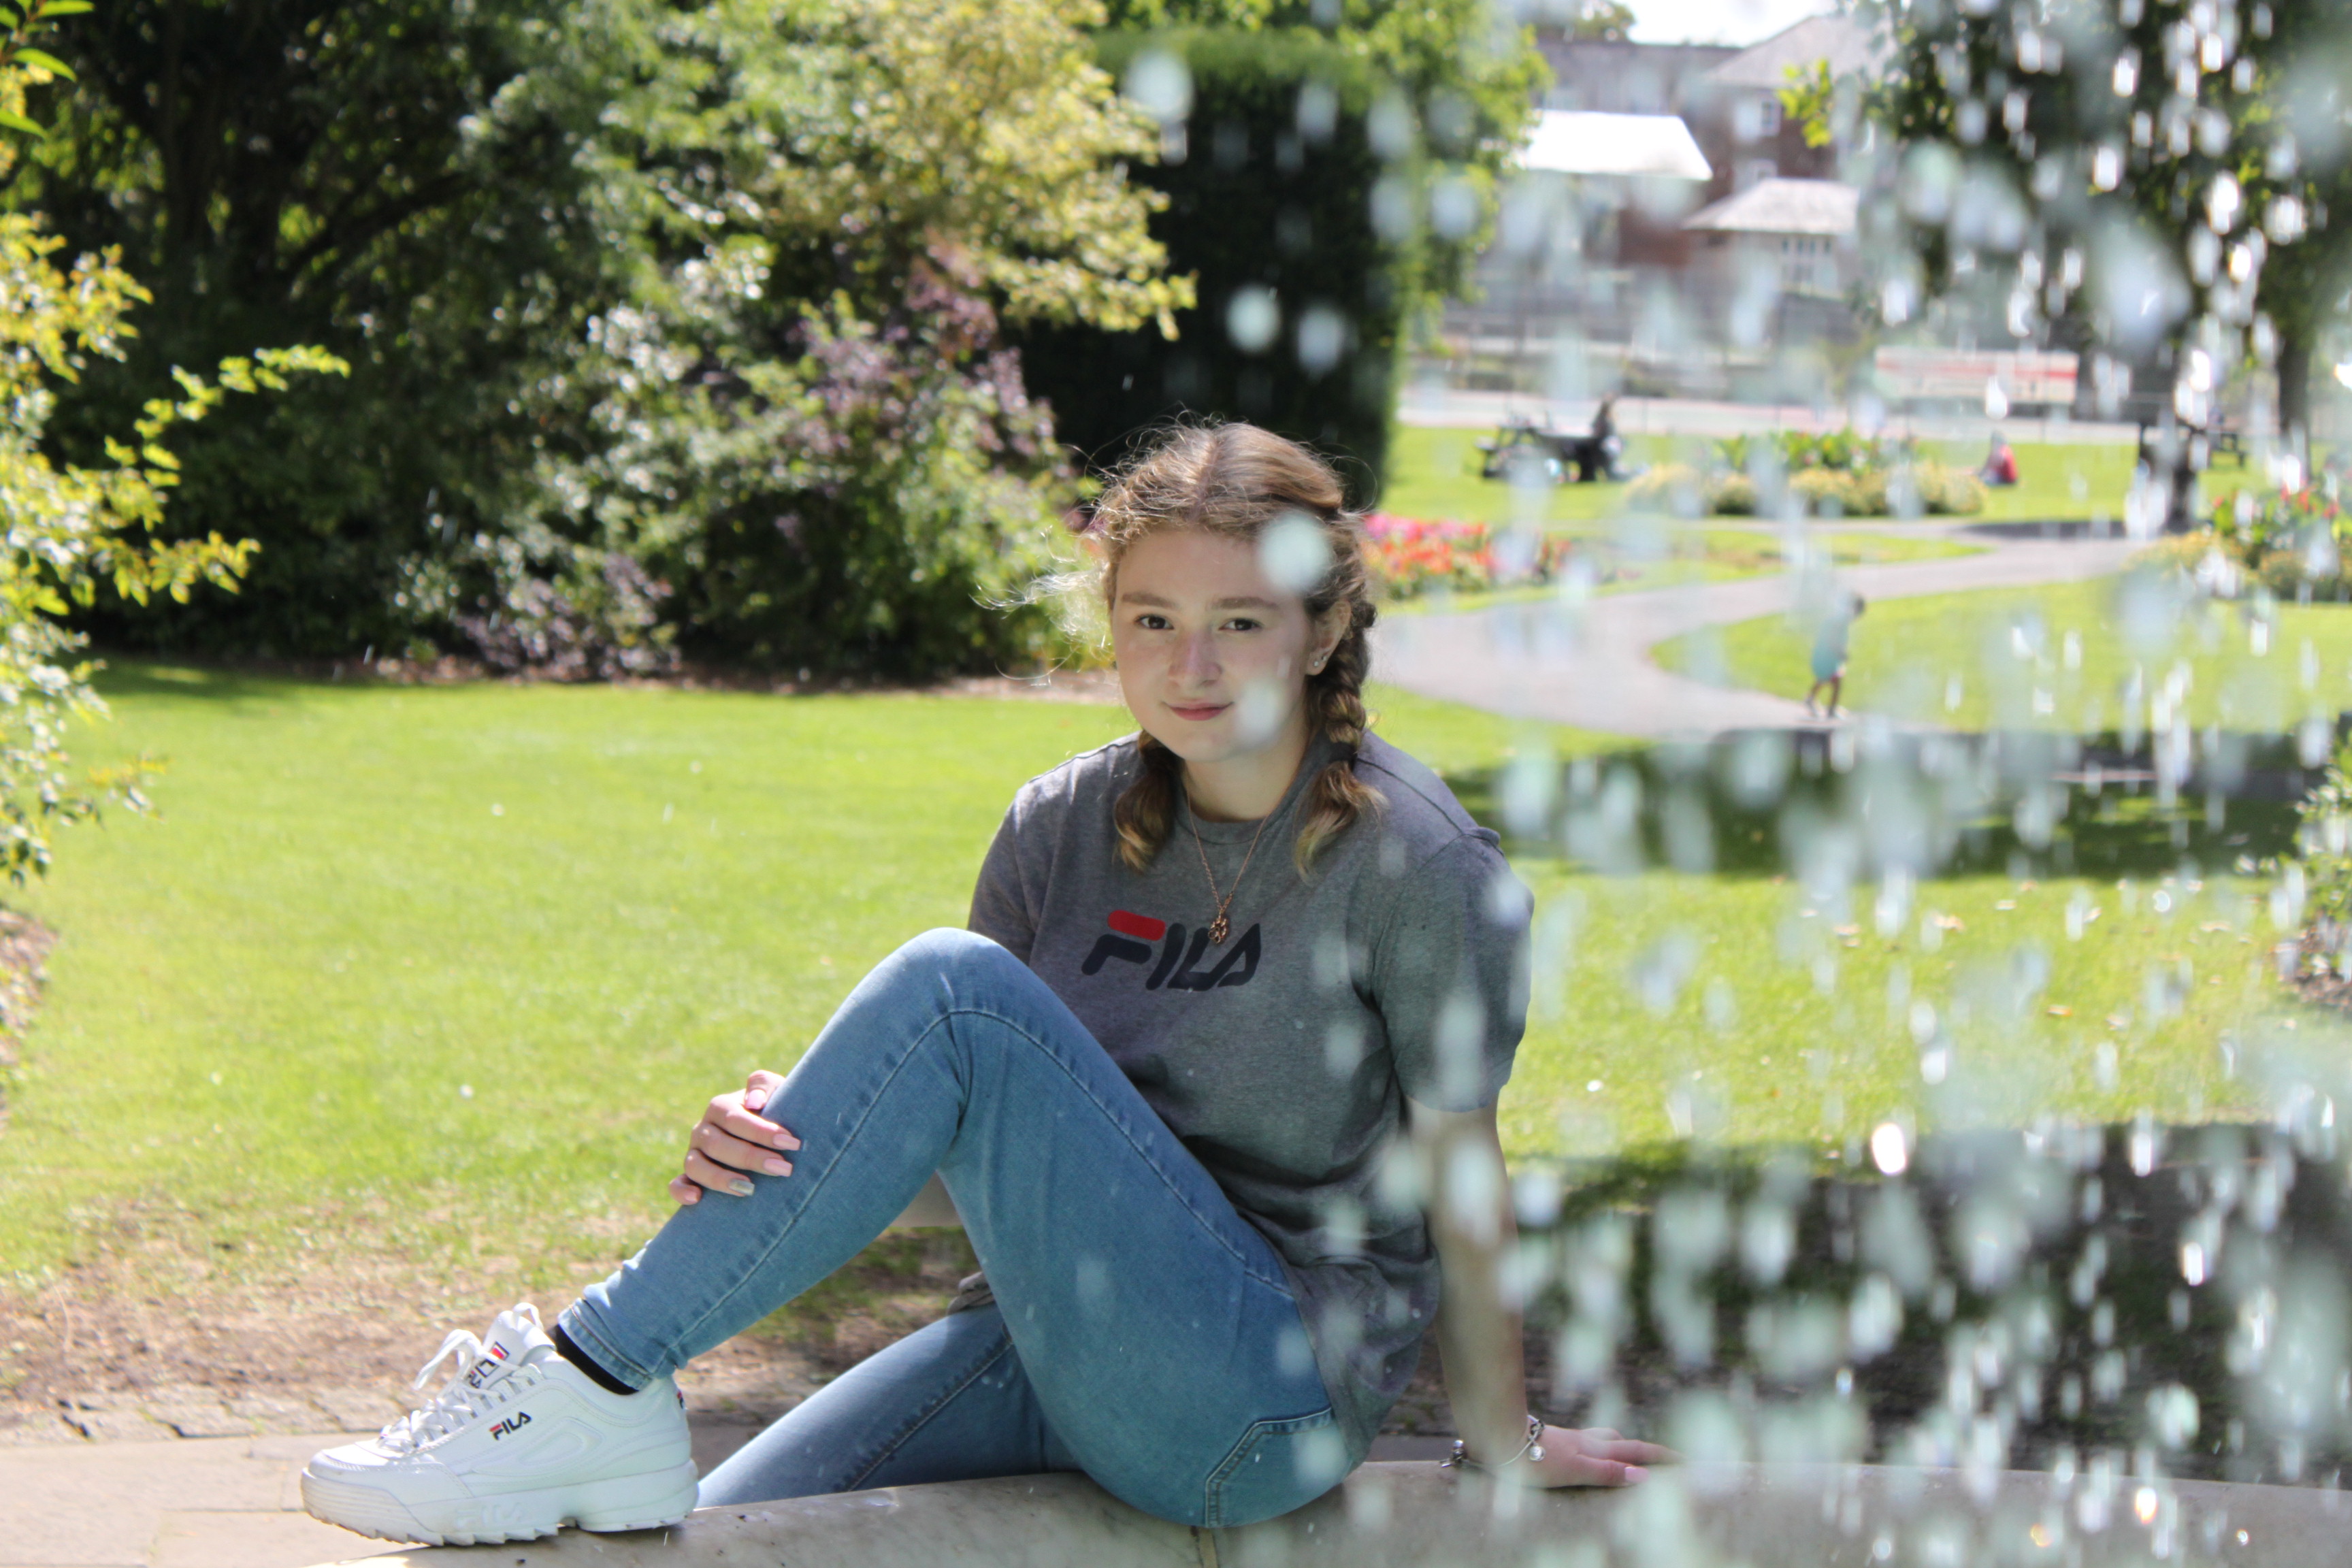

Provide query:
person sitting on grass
left=1804, top=592, right=1865, bottom=719
left=1980, top=435, right=2019, bottom=487
left=299, top=421, right=1671, bottom=1549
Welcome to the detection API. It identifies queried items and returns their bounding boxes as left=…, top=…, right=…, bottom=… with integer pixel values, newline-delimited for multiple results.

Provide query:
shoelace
left=378, top=1309, right=546, bottom=1453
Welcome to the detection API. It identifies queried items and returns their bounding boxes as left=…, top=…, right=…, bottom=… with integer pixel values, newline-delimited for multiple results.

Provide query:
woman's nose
left=1173, top=630, right=1218, bottom=682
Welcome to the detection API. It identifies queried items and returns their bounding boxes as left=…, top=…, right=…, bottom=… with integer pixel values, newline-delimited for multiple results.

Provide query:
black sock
left=551, top=1322, right=639, bottom=1396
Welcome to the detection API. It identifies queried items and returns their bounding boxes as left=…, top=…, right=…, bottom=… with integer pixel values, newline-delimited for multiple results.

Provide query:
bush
left=1626, top=453, right=1979, bottom=518
left=2132, top=484, right=2352, bottom=604
left=458, top=0, right=1185, bottom=679
left=1624, top=463, right=1703, bottom=514
left=0, top=22, right=340, bottom=876
left=2206, top=481, right=2352, bottom=598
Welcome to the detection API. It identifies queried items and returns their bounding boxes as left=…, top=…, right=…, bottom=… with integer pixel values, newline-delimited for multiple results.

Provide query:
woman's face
left=1110, top=528, right=1339, bottom=768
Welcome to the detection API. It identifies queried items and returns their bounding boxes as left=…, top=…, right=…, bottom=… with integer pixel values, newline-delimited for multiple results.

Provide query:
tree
left=1017, top=3, right=1545, bottom=493
left=1867, top=0, right=2352, bottom=495
left=0, top=2, right=342, bottom=877
left=1013, top=29, right=1401, bottom=487
left=1570, top=0, right=1635, bottom=44
left=463, top=0, right=1190, bottom=676
left=21, top=0, right=633, bottom=657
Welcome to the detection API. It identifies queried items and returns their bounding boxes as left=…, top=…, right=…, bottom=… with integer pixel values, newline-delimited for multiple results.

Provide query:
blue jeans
left=558, top=928, right=1354, bottom=1527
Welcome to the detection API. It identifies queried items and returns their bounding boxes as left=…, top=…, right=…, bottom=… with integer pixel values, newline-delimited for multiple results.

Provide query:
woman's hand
left=1508, top=1425, right=1678, bottom=1488
left=670, top=1070, right=803, bottom=1206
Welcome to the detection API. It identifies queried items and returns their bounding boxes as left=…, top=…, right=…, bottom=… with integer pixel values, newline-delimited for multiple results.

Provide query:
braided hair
left=1083, top=423, right=1382, bottom=873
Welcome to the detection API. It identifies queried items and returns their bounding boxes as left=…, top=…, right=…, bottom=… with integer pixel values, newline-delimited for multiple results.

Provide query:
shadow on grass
left=1512, top=1116, right=2350, bottom=1486
left=91, top=655, right=340, bottom=706
left=1442, top=730, right=2306, bottom=885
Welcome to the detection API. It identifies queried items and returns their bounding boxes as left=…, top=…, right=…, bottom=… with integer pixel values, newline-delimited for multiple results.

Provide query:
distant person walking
left=1804, top=593, right=1865, bottom=719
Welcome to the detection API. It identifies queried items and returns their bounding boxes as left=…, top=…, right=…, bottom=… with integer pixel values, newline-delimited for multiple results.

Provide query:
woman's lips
left=1166, top=701, right=1228, bottom=722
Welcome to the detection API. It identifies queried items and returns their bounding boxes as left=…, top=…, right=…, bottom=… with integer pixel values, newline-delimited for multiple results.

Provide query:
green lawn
left=1384, top=423, right=2154, bottom=527
left=0, top=662, right=2307, bottom=1291
left=1917, top=437, right=2147, bottom=525
left=1502, top=859, right=2278, bottom=1160
left=1379, top=425, right=1675, bottom=526
left=1658, top=574, right=2352, bottom=734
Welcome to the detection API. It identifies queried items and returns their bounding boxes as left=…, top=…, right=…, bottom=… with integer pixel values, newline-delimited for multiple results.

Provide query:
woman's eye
left=1136, top=613, right=1172, bottom=630
left=1222, top=617, right=1262, bottom=632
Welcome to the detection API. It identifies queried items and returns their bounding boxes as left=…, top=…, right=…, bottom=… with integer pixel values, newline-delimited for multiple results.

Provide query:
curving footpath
left=309, top=1460, right=2348, bottom=1567
left=1370, top=525, right=2143, bottom=738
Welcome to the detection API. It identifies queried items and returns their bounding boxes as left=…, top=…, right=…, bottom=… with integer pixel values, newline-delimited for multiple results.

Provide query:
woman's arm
left=1411, top=1095, right=1670, bottom=1486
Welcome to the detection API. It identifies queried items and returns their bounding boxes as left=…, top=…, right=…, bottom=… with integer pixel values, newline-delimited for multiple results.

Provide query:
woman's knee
left=894, top=926, right=1013, bottom=975
left=879, top=928, right=1036, bottom=1008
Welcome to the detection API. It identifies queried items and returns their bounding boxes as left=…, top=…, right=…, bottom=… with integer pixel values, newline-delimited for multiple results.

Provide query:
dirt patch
left=0, top=1215, right=989, bottom=1445
left=0, top=907, right=55, bottom=1133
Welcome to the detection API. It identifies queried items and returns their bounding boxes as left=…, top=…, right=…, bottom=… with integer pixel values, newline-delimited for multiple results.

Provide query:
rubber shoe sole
left=302, top=1459, right=700, bottom=1546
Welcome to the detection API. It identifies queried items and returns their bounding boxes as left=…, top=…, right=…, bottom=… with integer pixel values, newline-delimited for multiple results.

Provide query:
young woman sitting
left=300, top=423, right=1669, bottom=1547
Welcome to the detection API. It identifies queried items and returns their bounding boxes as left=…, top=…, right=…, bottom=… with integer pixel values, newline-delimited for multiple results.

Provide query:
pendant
left=1209, top=914, right=1230, bottom=945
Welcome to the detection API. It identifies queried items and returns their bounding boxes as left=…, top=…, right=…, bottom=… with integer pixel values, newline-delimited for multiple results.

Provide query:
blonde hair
left=1081, top=422, right=1382, bottom=873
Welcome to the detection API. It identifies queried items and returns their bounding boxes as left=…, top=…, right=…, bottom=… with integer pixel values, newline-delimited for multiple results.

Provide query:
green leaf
left=14, top=46, right=75, bottom=78
left=36, top=1, right=96, bottom=14
left=0, top=110, right=46, bottom=138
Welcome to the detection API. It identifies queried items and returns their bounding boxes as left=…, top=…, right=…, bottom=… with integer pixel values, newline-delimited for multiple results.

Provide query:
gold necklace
left=1188, top=800, right=1273, bottom=945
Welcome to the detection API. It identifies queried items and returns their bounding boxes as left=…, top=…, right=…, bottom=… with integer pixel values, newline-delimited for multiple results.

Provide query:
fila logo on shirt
left=1082, top=910, right=1260, bottom=990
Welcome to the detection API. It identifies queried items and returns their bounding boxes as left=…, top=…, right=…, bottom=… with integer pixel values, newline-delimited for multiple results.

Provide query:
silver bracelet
left=1440, top=1413, right=1546, bottom=1471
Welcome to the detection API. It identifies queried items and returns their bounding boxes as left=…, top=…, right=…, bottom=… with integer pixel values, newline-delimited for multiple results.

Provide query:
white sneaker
left=301, top=1303, right=698, bottom=1546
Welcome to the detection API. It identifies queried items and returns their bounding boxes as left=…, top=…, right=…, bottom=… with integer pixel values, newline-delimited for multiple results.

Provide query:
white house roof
left=1682, top=177, right=1860, bottom=235
left=1701, top=14, right=1885, bottom=90
left=1517, top=110, right=1713, bottom=180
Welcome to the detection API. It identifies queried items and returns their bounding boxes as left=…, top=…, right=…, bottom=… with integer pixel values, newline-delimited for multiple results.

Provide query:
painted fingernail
left=762, top=1158, right=789, bottom=1175
left=1624, top=1466, right=1648, bottom=1484
left=773, top=1133, right=796, bottom=1149
left=730, top=1179, right=753, bottom=1196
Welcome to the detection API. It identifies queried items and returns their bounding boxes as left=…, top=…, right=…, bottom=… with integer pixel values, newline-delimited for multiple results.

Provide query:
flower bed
left=2134, top=480, right=2351, bottom=600
left=1361, top=513, right=1581, bottom=600
left=1624, top=429, right=1983, bottom=519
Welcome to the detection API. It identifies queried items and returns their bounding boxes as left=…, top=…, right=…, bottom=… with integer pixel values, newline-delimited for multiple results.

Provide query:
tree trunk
left=2278, top=333, right=2314, bottom=459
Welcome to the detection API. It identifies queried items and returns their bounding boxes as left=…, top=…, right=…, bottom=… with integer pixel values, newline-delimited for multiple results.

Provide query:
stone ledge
left=306, top=1461, right=2352, bottom=1568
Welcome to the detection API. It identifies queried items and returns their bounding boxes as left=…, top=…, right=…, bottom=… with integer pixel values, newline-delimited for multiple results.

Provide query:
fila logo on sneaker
left=464, top=1343, right=509, bottom=1389
left=1081, top=910, right=1260, bottom=991
left=488, top=1411, right=534, bottom=1441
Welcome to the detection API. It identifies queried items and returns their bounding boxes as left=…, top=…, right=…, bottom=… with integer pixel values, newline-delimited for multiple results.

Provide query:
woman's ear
left=1308, top=602, right=1350, bottom=673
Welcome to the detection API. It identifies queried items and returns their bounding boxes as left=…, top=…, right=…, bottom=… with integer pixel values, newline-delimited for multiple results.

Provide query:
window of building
left=1737, top=159, right=1778, bottom=190
left=1733, top=94, right=1784, bottom=142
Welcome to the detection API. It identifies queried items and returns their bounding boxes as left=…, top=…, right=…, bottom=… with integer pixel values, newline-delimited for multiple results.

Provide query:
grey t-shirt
left=966, top=730, right=1529, bottom=1453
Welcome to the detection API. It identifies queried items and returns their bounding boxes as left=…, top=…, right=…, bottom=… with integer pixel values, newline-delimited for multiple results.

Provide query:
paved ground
left=0, top=1418, right=1451, bottom=1567
left=1371, top=523, right=2144, bottom=738
left=0, top=1431, right=386, bottom=1568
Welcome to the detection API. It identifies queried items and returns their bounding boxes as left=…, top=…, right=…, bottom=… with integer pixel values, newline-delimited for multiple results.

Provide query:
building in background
left=1440, top=13, right=1883, bottom=404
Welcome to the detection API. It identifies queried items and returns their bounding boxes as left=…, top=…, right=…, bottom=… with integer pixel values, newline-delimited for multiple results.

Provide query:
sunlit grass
left=1505, top=860, right=2279, bottom=1160
left=0, top=662, right=2310, bottom=1288
left=1657, top=573, right=2352, bottom=735
left=1384, top=423, right=2155, bottom=527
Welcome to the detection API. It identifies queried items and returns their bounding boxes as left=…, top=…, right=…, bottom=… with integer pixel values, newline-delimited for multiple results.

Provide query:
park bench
left=1475, top=416, right=1619, bottom=483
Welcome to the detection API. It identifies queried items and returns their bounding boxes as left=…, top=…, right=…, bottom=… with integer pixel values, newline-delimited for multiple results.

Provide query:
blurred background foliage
left=8, top=0, right=1539, bottom=676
